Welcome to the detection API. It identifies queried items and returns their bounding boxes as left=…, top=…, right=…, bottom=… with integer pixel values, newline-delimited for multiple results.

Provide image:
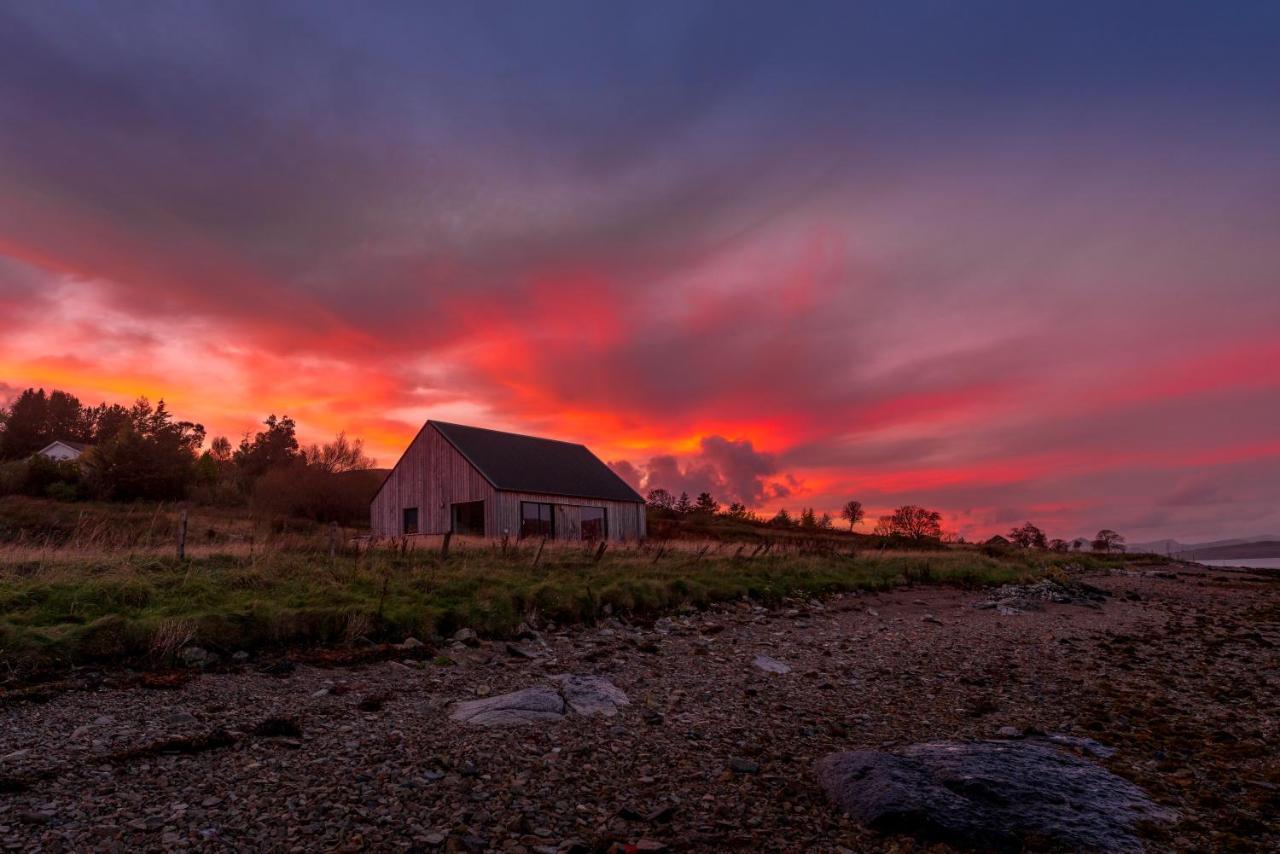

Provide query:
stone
left=451, top=686, right=565, bottom=727
left=453, top=628, right=479, bottom=646
left=922, top=614, right=943, bottom=625
left=815, top=740, right=1176, bottom=851
left=179, top=646, right=218, bottom=668
left=996, top=726, right=1022, bottom=738
left=164, top=709, right=199, bottom=728
left=730, top=757, right=761, bottom=774
left=752, top=654, right=791, bottom=674
left=551, top=674, right=630, bottom=717
left=400, top=637, right=425, bottom=649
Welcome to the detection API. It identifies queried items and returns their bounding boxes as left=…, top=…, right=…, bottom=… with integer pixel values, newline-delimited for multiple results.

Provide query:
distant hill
left=1129, top=535, right=1280, bottom=560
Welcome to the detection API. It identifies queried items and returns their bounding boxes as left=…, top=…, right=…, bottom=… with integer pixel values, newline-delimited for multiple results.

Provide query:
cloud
left=1, top=3, right=1279, bottom=542
left=630, top=435, right=780, bottom=506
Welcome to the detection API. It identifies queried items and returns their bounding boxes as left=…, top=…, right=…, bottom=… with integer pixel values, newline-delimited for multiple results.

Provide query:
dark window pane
left=520, top=502, right=554, bottom=539
left=403, top=507, right=419, bottom=535
left=581, top=506, right=606, bottom=541
left=452, top=501, right=484, bottom=536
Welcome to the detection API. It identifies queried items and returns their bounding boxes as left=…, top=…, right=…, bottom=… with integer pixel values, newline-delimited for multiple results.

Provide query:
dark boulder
left=815, top=740, right=1175, bottom=851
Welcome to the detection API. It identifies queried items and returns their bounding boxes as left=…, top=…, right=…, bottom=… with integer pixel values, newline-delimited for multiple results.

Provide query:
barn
left=370, top=421, right=646, bottom=541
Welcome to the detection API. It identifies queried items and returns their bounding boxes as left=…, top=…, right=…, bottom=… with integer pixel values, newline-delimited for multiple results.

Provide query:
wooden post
left=532, top=536, right=546, bottom=567
left=440, top=530, right=452, bottom=560
left=594, top=541, right=608, bottom=563
left=328, top=521, right=338, bottom=560
left=177, top=509, right=188, bottom=561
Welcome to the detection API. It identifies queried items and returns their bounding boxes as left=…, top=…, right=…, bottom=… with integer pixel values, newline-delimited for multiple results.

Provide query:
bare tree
left=1008, top=521, right=1048, bottom=549
left=840, top=500, right=865, bottom=532
left=302, top=432, right=375, bottom=474
left=887, top=505, right=943, bottom=539
left=1092, top=529, right=1125, bottom=553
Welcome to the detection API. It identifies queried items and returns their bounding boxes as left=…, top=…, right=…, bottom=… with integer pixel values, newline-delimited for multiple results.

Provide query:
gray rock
left=164, top=709, right=199, bottom=728
left=451, top=686, right=565, bottom=727
left=753, top=654, right=791, bottom=674
left=815, top=740, right=1175, bottom=852
left=453, top=628, right=479, bottom=646
left=399, top=637, right=425, bottom=649
left=551, top=674, right=630, bottom=717
left=179, top=646, right=218, bottom=668
left=996, top=726, right=1022, bottom=738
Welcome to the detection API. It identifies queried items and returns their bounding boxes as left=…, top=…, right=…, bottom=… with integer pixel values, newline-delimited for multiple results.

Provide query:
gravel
left=0, top=563, right=1276, bottom=851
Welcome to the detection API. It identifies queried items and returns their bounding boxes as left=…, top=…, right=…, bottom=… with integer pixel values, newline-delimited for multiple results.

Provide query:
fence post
left=533, top=536, right=546, bottom=567
left=594, top=541, right=608, bottom=563
left=329, top=521, right=338, bottom=560
left=441, top=530, right=452, bottom=560
left=177, top=509, right=188, bottom=561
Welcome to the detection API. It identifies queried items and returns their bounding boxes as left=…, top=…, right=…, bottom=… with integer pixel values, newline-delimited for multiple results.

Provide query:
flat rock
left=551, top=674, right=630, bottom=717
left=753, top=654, right=791, bottom=674
left=815, top=740, right=1175, bottom=851
left=451, top=686, right=565, bottom=727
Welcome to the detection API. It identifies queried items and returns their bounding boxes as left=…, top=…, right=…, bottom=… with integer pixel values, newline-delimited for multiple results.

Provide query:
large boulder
left=550, top=674, right=630, bottom=717
left=450, top=686, right=565, bottom=727
left=815, top=740, right=1175, bottom=852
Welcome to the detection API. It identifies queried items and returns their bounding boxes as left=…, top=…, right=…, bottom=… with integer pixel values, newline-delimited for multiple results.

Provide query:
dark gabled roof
left=431, top=421, right=644, bottom=503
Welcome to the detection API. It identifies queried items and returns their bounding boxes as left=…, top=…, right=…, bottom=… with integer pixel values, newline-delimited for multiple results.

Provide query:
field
left=0, top=497, right=1121, bottom=677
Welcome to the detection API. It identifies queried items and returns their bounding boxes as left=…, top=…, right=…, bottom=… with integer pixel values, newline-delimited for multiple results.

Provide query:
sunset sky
left=2, top=2, right=1278, bottom=542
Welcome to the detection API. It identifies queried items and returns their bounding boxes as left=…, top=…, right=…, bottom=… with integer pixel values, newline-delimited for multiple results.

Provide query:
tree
left=799, top=507, right=818, bottom=528
left=872, top=515, right=895, bottom=536
left=1008, top=521, right=1048, bottom=549
left=694, top=491, right=720, bottom=516
left=646, top=488, right=675, bottom=511
left=1092, top=529, right=1125, bottom=554
left=726, top=501, right=749, bottom=519
left=818, top=512, right=834, bottom=530
left=209, top=436, right=233, bottom=463
left=302, top=432, right=375, bottom=474
left=234, top=414, right=299, bottom=479
left=840, top=500, right=865, bottom=532
left=770, top=507, right=794, bottom=527
left=673, top=491, right=694, bottom=515
left=0, top=388, right=93, bottom=459
left=886, top=505, right=943, bottom=539
left=1048, top=538, right=1068, bottom=552
left=84, top=398, right=204, bottom=501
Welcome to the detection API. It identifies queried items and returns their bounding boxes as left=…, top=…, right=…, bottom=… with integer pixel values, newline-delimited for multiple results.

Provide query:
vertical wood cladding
left=371, top=424, right=646, bottom=541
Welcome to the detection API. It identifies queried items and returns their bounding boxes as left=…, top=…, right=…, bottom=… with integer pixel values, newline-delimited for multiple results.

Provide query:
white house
left=36, top=440, right=92, bottom=462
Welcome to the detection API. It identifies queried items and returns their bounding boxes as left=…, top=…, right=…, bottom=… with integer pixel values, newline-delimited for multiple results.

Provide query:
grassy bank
left=0, top=528, right=1121, bottom=675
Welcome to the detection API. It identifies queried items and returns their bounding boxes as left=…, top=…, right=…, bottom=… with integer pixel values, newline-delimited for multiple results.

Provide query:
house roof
left=39, top=440, right=92, bottom=454
left=430, top=421, right=644, bottom=503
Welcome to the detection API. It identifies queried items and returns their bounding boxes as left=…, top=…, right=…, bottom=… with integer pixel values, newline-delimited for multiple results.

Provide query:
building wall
left=39, top=443, right=82, bottom=462
left=370, top=424, right=646, bottom=541
left=370, top=423, right=497, bottom=537
left=493, top=491, right=646, bottom=542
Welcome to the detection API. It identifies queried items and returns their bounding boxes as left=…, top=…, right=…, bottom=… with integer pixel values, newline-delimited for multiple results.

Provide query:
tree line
left=0, top=387, right=378, bottom=524
left=646, top=484, right=1126, bottom=552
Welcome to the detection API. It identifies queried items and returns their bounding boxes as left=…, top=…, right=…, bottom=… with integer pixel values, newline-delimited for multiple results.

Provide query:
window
left=520, top=501, right=554, bottom=539
left=452, top=501, right=485, bottom=537
left=580, top=506, right=606, bottom=541
left=402, top=507, right=419, bottom=535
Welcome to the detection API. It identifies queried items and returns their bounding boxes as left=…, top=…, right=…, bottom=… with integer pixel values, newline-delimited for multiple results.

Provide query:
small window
left=581, top=506, right=606, bottom=541
left=452, top=500, right=485, bottom=537
left=403, top=507, right=419, bottom=535
left=520, top=502, right=554, bottom=539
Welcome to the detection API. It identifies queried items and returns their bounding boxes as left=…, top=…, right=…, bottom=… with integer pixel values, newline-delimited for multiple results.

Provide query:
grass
left=0, top=497, right=1124, bottom=676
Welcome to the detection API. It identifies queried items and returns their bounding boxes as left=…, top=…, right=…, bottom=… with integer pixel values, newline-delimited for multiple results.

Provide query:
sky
left=1, top=1, right=1278, bottom=543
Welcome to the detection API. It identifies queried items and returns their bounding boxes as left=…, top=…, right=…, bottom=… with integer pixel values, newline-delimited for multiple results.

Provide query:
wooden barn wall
left=371, top=425, right=647, bottom=541
left=369, top=424, right=496, bottom=537
left=494, top=492, right=645, bottom=542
